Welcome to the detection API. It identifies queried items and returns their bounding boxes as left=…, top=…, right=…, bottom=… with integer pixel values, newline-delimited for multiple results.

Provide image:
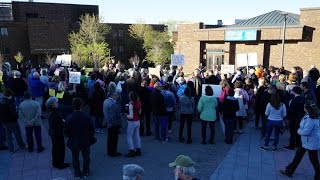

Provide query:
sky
left=3, top=0, right=320, bottom=25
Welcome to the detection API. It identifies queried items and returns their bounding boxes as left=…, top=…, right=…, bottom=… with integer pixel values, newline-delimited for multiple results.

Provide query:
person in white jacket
left=280, top=103, right=320, bottom=179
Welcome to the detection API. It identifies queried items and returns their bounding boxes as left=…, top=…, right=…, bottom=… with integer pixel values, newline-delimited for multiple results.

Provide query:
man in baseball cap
left=169, top=155, right=199, bottom=180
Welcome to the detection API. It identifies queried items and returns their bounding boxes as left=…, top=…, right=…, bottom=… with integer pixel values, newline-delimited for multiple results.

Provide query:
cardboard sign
left=221, top=65, right=235, bottom=74
left=171, top=54, right=185, bottom=66
left=236, top=53, right=258, bottom=67
left=61, top=55, right=72, bottom=67
left=148, top=67, right=160, bottom=78
left=49, top=89, right=55, bottom=97
left=201, top=84, right=222, bottom=98
left=69, top=72, right=81, bottom=84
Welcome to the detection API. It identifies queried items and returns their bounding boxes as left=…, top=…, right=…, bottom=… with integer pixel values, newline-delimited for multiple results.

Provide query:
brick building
left=0, top=1, right=98, bottom=66
left=175, top=8, right=320, bottom=74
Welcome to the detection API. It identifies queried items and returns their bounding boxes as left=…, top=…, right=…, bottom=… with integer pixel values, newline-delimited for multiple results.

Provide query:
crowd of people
left=0, top=60, right=320, bottom=179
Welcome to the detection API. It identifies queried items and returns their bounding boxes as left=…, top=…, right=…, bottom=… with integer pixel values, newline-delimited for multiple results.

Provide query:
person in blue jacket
left=280, top=103, right=320, bottom=179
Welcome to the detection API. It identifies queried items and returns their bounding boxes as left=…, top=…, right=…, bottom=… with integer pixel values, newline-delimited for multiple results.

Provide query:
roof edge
left=194, top=25, right=305, bottom=31
left=300, top=7, right=320, bottom=11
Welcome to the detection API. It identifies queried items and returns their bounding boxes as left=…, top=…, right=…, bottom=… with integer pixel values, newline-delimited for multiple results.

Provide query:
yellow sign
left=49, top=89, right=55, bottom=97
left=56, top=91, right=64, bottom=99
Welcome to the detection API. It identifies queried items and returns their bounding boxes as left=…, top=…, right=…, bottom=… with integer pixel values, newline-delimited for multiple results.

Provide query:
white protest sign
left=148, top=67, right=160, bottom=78
left=248, top=53, right=258, bottom=66
left=55, top=55, right=62, bottom=65
left=61, top=54, right=72, bottom=67
left=236, top=53, right=248, bottom=67
left=221, top=65, right=235, bottom=74
left=201, top=84, right=222, bottom=98
left=69, top=71, right=81, bottom=84
left=171, top=54, right=185, bottom=66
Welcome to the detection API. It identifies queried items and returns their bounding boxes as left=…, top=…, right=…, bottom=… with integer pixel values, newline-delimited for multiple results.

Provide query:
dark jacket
left=137, top=86, right=151, bottom=112
left=287, top=96, right=305, bottom=124
left=48, top=108, right=65, bottom=138
left=11, top=78, right=28, bottom=96
left=90, top=88, right=106, bottom=116
left=29, top=78, right=46, bottom=97
left=222, top=96, right=239, bottom=118
left=255, top=86, right=266, bottom=112
left=303, top=89, right=317, bottom=105
left=205, top=75, right=220, bottom=85
left=150, top=89, right=167, bottom=116
left=65, top=111, right=95, bottom=149
left=190, top=76, right=204, bottom=97
left=0, top=97, right=18, bottom=123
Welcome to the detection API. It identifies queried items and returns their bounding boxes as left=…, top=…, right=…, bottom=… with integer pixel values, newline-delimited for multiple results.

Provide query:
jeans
left=140, top=109, right=151, bottom=135
left=0, top=122, right=6, bottom=147
left=167, top=111, right=175, bottom=131
left=234, top=116, right=243, bottom=131
left=93, top=115, right=103, bottom=129
left=264, top=120, right=283, bottom=147
left=286, top=147, right=320, bottom=179
left=224, top=117, right=235, bottom=143
left=179, top=114, right=192, bottom=141
left=71, top=148, right=90, bottom=177
left=107, top=126, right=120, bottom=155
left=261, top=115, right=268, bottom=138
left=153, top=115, right=168, bottom=141
left=201, top=120, right=215, bottom=143
left=289, top=121, right=301, bottom=148
left=126, top=121, right=141, bottom=150
left=4, top=122, right=25, bottom=152
left=51, top=136, right=65, bottom=167
left=25, top=125, right=43, bottom=152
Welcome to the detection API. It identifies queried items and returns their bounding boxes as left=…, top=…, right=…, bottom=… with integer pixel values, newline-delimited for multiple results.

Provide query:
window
left=119, top=45, right=124, bottom=52
left=112, top=29, right=117, bottom=37
left=112, top=45, right=117, bottom=52
left=118, top=29, right=124, bottom=37
left=0, top=28, right=8, bottom=36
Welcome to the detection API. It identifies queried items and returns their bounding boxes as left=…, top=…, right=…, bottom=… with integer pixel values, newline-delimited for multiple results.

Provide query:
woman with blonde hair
left=219, top=79, right=230, bottom=102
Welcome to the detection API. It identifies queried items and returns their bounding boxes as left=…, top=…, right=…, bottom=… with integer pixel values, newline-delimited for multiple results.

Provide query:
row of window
left=112, top=45, right=124, bottom=52
left=112, top=29, right=124, bottom=37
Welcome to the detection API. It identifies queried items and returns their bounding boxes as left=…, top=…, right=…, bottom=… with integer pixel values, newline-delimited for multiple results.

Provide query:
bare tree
left=45, top=53, right=55, bottom=66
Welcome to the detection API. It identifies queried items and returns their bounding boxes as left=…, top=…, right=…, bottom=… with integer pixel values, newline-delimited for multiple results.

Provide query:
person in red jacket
left=125, top=91, right=142, bottom=157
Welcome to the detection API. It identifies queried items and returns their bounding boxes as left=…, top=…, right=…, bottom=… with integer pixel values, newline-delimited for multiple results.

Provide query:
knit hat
left=45, top=97, right=58, bottom=108
left=123, top=164, right=144, bottom=178
left=169, top=155, right=195, bottom=168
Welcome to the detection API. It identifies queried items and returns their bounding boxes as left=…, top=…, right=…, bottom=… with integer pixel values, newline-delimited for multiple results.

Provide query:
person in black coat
left=46, top=97, right=69, bottom=169
left=221, top=89, right=239, bottom=144
left=150, top=82, right=168, bottom=142
left=283, top=87, right=305, bottom=151
left=137, top=80, right=152, bottom=136
left=65, top=98, right=95, bottom=179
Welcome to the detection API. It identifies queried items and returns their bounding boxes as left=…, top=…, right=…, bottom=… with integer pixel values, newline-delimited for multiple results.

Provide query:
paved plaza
left=0, top=113, right=319, bottom=180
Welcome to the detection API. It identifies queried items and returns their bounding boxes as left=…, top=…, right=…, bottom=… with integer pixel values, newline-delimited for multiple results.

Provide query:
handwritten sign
left=69, top=72, right=81, bottom=84
left=201, top=84, right=222, bottom=98
left=55, top=55, right=62, bottom=65
left=221, top=65, right=235, bottom=74
left=148, top=67, right=160, bottom=78
left=171, top=54, right=185, bottom=66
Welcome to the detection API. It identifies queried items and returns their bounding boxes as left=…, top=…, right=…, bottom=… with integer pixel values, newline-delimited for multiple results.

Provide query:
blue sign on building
left=224, top=29, right=257, bottom=41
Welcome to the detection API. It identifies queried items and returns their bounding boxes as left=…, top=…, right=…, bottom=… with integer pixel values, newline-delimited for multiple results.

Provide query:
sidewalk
left=210, top=121, right=318, bottom=180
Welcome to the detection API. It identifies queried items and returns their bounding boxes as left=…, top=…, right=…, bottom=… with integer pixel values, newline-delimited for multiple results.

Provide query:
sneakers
left=135, top=148, right=141, bottom=156
left=179, top=137, right=185, bottom=143
left=283, top=146, right=295, bottom=151
left=280, top=170, right=292, bottom=177
left=125, top=150, right=135, bottom=158
left=162, top=139, right=169, bottom=143
left=260, top=146, right=268, bottom=151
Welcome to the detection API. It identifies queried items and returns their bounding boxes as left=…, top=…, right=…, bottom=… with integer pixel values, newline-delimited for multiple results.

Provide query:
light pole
left=280, top=12, right=288, bottom=68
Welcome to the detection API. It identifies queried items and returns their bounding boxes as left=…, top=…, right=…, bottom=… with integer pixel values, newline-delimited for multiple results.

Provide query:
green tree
left=129, top=24, right=173, bottom=65
left=69, top=14, right=110, bottom=67
left=14, top=52, right=24, bottom=64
